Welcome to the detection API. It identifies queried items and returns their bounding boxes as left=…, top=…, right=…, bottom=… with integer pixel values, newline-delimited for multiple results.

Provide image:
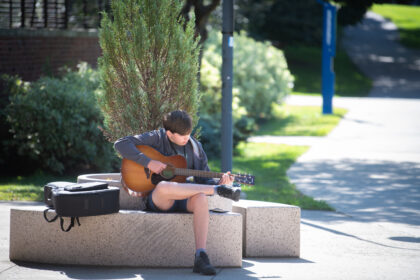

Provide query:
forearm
left=114, top=136, right=152, bottom=167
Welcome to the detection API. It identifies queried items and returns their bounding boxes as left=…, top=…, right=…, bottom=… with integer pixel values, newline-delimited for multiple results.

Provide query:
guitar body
left=121, top=145, right=187, bottom=193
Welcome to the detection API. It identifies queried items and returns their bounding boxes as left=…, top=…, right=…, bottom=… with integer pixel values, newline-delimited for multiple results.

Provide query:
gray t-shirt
left=170, top=142, right=194, bottom=169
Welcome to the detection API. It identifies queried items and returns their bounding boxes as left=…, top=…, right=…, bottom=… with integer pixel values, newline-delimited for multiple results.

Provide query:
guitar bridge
left=144, top=167, right=151, bottom=179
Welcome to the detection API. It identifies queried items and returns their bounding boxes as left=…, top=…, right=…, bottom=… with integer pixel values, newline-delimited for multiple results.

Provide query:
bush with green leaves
left=195, top=113, right=255, bottom=159
left=0, top=75, right=34, bottom=174
left=198, top=30, right=293, bottom=157
left=201, top=30, right=294, bottom=120
left=5, top=63, right=119, bottom=174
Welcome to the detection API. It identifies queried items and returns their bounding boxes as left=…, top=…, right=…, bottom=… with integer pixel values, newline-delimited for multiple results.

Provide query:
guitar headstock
left=234, top=173, right=255, bottom=186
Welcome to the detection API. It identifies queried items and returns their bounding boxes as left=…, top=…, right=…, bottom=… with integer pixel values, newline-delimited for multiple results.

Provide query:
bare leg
left=187, top=193, right=209, bottom=250
left=151, top=182, right=213, bottom=250
left=151, top=181, right=215, bottom=210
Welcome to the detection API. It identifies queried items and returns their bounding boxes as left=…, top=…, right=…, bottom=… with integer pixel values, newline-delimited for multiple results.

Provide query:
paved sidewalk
left=285, top=10, right=420, bottom=279
left=252, top=10, right=420, bottom=279
left=287, top=95, right=420, bottom=221
left=342, top=11, right=420, bottom=98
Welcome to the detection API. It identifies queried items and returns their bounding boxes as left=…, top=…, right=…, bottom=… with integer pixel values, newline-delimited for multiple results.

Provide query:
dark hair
left=162, top=110, right=192, bottom=135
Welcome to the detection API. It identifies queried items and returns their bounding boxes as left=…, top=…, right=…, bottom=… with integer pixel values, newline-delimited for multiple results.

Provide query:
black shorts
left=146, top=191, right=189, bottom=213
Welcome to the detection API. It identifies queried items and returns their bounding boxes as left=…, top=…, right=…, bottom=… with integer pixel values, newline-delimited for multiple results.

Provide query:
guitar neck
left=173, top=167, right=254, bottom=185
left=174, top=168, right=225, bottom=179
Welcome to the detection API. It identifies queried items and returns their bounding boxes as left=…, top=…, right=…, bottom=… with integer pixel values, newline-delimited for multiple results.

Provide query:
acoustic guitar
left=121, top=145, right=255, bottom=194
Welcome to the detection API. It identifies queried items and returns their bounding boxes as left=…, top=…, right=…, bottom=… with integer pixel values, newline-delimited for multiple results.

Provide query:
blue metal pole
left=318, top=1, right=337, bottom=114
left=221, top=0, right=234, bottom=172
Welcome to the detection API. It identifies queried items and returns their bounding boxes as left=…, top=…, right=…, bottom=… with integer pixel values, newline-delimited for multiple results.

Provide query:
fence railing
left=0, top=0, right=110, bottom=30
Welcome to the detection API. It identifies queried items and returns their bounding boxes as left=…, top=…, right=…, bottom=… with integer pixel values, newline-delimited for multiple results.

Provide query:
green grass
left=0, top=172, right=75, bottom=201
left=372, top=4, right=420, bottom=50
left=284, top=44, right=372, bottom=97
left=209, top=142, right=333, bottom=210
left=256, top=104, right=348, bottom=136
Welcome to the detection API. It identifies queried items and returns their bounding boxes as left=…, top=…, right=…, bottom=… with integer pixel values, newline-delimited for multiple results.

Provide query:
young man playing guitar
left=114, top=110, right=241, bottom=275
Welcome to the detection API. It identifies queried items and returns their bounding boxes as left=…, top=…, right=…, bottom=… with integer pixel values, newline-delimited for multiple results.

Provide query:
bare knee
left=189, top=193, right=208, bottom=212
left=154, top=181, right=175, bottom=197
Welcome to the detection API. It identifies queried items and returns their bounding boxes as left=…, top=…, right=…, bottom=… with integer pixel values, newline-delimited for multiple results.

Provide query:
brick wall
left=0, top=29, right=101, bottom=81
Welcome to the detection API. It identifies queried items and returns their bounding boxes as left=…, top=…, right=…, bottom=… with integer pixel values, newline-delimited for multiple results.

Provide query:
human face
left=166, top=131, right=190, bottom=146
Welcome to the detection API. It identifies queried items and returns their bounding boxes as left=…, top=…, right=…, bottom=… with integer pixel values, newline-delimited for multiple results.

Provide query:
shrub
left=195, top=114, right=255, bottom=159
left=198, top=30, right=293, bottom=157
left=195, top=115, right=221, bottom=159
left=0, top=75, right=35, bottom=174
left=5, top=63, right=119, bottom=174
left=201, top=30, right=294, bottom=120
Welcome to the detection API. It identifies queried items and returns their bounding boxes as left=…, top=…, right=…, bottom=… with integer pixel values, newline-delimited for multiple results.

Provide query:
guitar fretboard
left=172, top=167, right=254, bottom=185
left=174, top=168, right=224, bottom=179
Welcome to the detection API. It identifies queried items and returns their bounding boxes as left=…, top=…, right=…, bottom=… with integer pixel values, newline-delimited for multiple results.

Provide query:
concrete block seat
left=9, top=173, right=301, bottom=267
left=77, top=173, right=233, bottom=212
left=9, top=173, right=242, bottom=267
left=232, top=200, right=300, bottom=257
left=9, top=206, right=242, bottom=267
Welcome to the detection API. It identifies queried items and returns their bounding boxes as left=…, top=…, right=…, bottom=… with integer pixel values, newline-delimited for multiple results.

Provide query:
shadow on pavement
left=11, top=259, right=313, bottom=280
left=11, top=261, right=138, bottom=279
left=389, top=236, right=420, bottom=243
left=301, top=220, right=420, bottom=252
left=216, top=258, right=314, bottom=279
left=289, top=159, right=420, bottom=225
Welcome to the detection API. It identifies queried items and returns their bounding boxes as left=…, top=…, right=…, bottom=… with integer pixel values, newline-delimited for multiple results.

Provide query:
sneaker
left=193, top=251, right=216, bottom=275
left=216, top=185, right=241, bottom=202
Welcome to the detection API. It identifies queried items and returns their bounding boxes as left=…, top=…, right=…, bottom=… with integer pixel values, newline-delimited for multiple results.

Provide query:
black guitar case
left=43, top=181, right=120, bottom=231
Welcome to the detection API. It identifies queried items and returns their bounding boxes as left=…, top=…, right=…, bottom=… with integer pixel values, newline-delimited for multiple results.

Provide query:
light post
left=221, top=0, right=234, bottom=172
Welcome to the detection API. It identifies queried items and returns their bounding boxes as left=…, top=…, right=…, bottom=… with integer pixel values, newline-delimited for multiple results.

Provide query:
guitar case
left=43, top=182, right=120, bottom=231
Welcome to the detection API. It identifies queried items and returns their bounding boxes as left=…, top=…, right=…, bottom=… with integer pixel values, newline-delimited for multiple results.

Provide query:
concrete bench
left=9, top=173, right=301, bottom=267
left=77, top=173, right=233, bottom=212
left=9, top=206, right=242, bottom=267
left=232, top=200, right=300, bottom=257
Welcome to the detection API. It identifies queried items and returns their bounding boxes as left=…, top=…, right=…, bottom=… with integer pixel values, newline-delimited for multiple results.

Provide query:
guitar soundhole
left=151, top=173, right=175, bottom=185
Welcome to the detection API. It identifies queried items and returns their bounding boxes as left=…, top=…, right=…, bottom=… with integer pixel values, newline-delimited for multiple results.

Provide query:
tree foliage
left=335, top=0, right=387, bottom=26
left=181, top=0, right=221, bottom=44
left=98, top=0, right=201, bottom=141
left=233, top=0, right=390, bottom=46
left=234, top=0, right=323, bottom=45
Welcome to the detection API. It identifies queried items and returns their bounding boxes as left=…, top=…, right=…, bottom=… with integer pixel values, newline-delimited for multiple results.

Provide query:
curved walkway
left=285, top=11, right=420, bottom=280
left=342, top=11, right=420, bottom=98
left=248, top=11, right=420, bottom=280
left=286, top=10, right=420, bottom=224
left=287, top=95, right=420, bottom=224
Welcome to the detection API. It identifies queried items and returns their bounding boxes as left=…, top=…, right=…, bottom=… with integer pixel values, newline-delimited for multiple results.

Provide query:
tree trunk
left=181, top=0, right=221, bottom=82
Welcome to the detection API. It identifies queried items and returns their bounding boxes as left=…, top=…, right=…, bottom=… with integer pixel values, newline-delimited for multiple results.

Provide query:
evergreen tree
left=98, top=0, right=201, bottom=141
